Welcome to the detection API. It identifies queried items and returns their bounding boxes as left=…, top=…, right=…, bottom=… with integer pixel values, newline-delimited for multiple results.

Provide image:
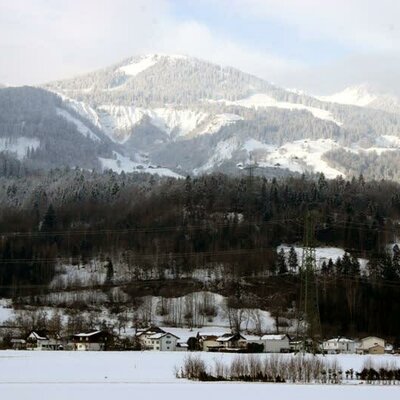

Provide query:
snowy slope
left=0, top=137, right=40, bottom=159
left=196, top=138, right=344, bottom=178
left=214, top=93, right=342, bottom=126
left=59, top=95, right=103, bottom=128
left=87, top=106, right=241, bottom=143
left=99, top=151, right=182, bottom=178
left=56, top=108, right=101, bottom=142
left=118, top=53, right=188, bottom=77
left=257, top=139, right=343, bottom=179
left=197, top=113, right=243, bottom=136
left=118, top=55, right=158, bottom=77
left=194, top=137, right=240, bottom=174
left=319, top=84, right=400, bottom=114
left=318, top=85, right=377, bottom=107
left=42, top=54, right=400, bottom=178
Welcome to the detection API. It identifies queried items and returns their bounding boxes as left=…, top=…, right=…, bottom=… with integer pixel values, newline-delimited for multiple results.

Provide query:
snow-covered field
left=0, top=351, right=399, bottom=400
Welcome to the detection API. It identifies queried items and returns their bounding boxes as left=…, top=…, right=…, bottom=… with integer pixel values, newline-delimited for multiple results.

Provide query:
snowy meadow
left=1, top=351, right=400, bottom=400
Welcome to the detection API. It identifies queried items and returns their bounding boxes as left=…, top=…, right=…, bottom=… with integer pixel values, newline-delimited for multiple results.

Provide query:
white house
left=136, top=327, right=179, bottom=351
left=26, top=330, right=62, bottom=351
left=357, top=336, right=385, bottom=355
left=322, top=337, right=357, bottom=354
left=261, top=334, right=291, bottom=353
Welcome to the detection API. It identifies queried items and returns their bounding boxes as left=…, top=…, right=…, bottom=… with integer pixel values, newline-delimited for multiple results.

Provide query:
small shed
left=261, top=334, right=291, bottom=353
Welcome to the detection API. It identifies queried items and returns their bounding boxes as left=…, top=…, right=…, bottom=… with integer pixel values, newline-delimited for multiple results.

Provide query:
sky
left=0, top=0, right=399, bottom=95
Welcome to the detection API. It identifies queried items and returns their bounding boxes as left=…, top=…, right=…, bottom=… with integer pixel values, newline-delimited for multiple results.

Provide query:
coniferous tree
left=288, top=246, right=298, bottom=273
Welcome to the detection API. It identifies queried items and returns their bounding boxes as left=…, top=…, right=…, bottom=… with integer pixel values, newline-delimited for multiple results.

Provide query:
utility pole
left=299, top=211, right=321, bottom=354
left=242, top=153, right=259, bottom=238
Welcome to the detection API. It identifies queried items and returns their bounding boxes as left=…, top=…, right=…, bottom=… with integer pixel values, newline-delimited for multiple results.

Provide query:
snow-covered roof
left=148, top=333, right=165, bottom=340
left=198, top=331, right=229, bottom=339
left=136, top=327, right=166, bottom=337
left=217, top=335, right=236, bottom=342
left=261, top=334, right=288, bottom=341
left=28, top=331, right=48, bottom=341
left=74, top=330, right=102, bottom=337
left=216, top=333, right=246, bottom=342
left=148, top=332, right=180, bottom=340
left=325, top=337, right=355, bottom=343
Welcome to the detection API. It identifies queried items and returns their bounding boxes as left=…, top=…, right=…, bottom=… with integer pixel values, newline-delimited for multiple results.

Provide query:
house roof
left=28, top=331, right=49, bottom=340
left=324, top=337, right=355, bottom=343
left=147, top=332, right=180, bottom=340
left=197, top=332, right=225, bottom=339
left=361, top=336, right=384, bottom=342
left=261, top=334, right=289, bottom=341
left=74, top=330, right=102, bottom=337
left=216, top=333, right=246, bottom=342
left=136, top=327, right=166, bottom=337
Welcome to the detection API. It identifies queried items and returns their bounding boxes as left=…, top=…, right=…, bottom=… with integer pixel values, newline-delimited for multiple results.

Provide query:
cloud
left=225, top=0, right=400, bottom=52
left=156, top=20, right=303, bottom=84
left=0, top=0, right=398, bottom=97
left=0, top=0, right=300, bottom=86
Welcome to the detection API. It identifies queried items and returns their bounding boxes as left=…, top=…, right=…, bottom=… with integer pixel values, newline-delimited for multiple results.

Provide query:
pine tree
left=277, top=248, right=288, bottom=275
left=40, top=204, right=56, bottom=232
left=288, top=246, right=298, bottom=273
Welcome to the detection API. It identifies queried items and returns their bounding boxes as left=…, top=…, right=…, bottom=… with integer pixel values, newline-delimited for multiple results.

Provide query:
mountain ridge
left=2, top=54, right=400, bottom=180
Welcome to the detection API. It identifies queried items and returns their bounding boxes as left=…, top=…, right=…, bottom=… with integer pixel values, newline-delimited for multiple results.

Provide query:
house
left=289, top=340, right=303, bottom=352
left=261, top=334, right=291, bottom=353
left=357, top=336, right=385, bottom=355
left=26, top=330, right=63, bottom=351
left=176, top=341, right=189, bottom=351
left=136, top=327, right=179, bottom=351
left=322, top=337, right=357, bottom=354
left=216, top=333, right=247, bottom=351
left=72, top=330, right=111, bottom=351
left=196, top=332, right=223, bottom=352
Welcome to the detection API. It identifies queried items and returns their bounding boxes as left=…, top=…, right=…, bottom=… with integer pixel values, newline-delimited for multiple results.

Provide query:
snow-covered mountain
left=318, top=84, right=400, bottom=115
left=2, top=54, right=400, bottom=180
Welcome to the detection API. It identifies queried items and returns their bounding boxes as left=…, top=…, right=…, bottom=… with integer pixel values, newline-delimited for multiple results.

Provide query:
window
left=166, top=340, right=171, bottom=344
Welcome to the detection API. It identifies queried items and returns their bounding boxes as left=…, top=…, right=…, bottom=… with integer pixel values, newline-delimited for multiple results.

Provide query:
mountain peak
left=318, top=84, right=377, bottom=107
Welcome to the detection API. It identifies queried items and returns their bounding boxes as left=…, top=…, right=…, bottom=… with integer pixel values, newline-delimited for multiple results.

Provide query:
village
left=2, top=325, right=397, bottom=356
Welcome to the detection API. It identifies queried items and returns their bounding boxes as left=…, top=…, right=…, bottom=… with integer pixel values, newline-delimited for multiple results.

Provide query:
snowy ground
left=277, top=245, right=369, bottom=271
left=0, top=299, right=13, bottom=323
left=0, top=351, right=399, bottom=400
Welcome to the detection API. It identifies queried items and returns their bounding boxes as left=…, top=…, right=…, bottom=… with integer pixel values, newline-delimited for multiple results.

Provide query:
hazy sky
left=1, top=0, right=399, bottom=95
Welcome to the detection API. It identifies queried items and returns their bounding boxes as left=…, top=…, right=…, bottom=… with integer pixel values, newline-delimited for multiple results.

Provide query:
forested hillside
left=1, top=170, right=400, bottom=338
